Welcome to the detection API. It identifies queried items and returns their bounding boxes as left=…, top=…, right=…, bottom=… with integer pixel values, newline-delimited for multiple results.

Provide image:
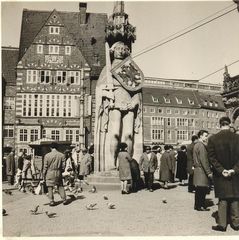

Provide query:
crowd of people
left=3, top=116, right=239, bottom=232
left=4, top=144, right=94, bottom=201
left=117, top=116, right=239, bottom=232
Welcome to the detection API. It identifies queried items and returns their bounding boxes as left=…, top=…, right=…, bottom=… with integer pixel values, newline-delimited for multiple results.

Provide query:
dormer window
left=49, top=26, right=60, bottom=34
left=175, top=97, right=182, bottom=104
left=209, top=101, right=213, bottom=107
left=65, top=46, right=71, bottom=55
left=204, top=100, right=207, bottom=106
left=215, top=102, right=218, bottom=107
left=152, top=96, right=158, bottom=103
left=188, top=98, right=194, bottom=105
left=164, top=97, right=170, bottom=103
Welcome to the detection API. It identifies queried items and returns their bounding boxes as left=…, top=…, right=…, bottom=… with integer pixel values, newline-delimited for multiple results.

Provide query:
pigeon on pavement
left=29, top=205, right=40, bottom=215
left=3, top=209, right=7, bottom=216
left=162, top=198, right=167, bottom=204
left=103, top=195, right=108, bottom=200
left=107, top=202, right=116, bottom=209
left=89, top=185, right=97, bottom=193
left=45, top=211, right=57, bottom=218
left=86, top=203, right=97, bottom=210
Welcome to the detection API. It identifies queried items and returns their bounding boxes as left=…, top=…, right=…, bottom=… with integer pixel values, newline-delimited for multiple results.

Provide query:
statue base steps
left=87, top=171, right=121, bottom=191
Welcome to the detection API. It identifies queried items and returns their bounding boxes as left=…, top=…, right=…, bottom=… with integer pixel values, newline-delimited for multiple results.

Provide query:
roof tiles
left=2, top=47, right=19, bottom=85
left=143, top=87, right=225, bottom=111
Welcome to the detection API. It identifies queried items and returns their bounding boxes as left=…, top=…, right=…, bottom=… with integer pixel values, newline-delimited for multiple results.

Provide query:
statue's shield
left=111, top=56, right=144, bottom=92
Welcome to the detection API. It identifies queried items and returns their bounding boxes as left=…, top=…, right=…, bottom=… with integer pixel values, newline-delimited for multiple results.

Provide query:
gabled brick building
left=14, top=3, right=107, bottom=155
left=2, top=47, right=19, bottom=152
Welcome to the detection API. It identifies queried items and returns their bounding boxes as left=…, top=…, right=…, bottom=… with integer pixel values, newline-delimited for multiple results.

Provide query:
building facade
left=2, top=47, right=19, bottom=153
left=13, top=3, right=107, bottom=155
left=143, top=77, right=226, bottom=146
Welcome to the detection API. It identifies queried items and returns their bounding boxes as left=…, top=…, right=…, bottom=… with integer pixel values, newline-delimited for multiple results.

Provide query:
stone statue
left=94, top=41, right=143, bottom=172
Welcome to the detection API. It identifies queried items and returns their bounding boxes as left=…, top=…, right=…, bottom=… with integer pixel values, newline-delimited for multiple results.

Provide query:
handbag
left=35, top=180, right=48, bottom=195
left=35, top=182, right=42, bottom=195
left=154, top=168, right=160, bottom=180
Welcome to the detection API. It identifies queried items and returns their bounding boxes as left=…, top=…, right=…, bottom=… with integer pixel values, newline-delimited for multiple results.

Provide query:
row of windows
left=145, top=107, right=197, bottom=115
left=19, top=94, right=79, bottom=117
left=151, top=117, right=195, bottom=127
left=145, top=79, right=222, bottom=92
left=18, top=128, right=80, bottom=143
left=152, top=96, right=195, bottom=105
left=27, top=70, right=81, bottom=84
left=144, top=107, right=224, bottom=118
left=151, top=129, right=195, bottom=141
left=203, top=100, right=218, bottom=107
left=202, top=121, right=220, bottom=129
left=37, top=45, right=71, bottom=55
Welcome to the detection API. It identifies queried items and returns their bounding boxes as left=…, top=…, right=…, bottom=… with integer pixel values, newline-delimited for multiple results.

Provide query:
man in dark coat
left=208, top=117, right=239, bottom=232
left=193, top=130, right=212, bottom=211
left=43, top=142, right=67, bottom=206
left=160, top=145, right=173, bottom=189
left=139, top=146, right=158, bottom=192
left=176, top=145, right=188, bottom=185
left=187, top=135, right=198, bottom=192
left=169, top=145, right=176, bottom=183
left=5, top=150, right=15, bottom=185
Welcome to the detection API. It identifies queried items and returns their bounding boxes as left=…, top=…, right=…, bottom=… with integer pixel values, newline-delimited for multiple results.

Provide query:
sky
left=1, top=0, right=239, bottom=84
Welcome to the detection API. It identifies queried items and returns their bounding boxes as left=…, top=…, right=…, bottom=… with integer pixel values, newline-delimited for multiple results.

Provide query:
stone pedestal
left=87, top=170, right=121, bottom=191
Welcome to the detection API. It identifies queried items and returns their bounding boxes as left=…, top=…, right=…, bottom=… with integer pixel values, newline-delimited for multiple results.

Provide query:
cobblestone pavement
left=2, top=181, right=239, bottom=237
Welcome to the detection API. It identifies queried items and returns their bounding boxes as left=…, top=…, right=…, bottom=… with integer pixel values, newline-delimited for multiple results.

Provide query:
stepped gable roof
left=142, top=87, right=200, bottom=108
left=19, top=9, right=107, bottom=77
left=196, top=91, right=225, bottom=111
left=2, top=47, right=19, bottom=85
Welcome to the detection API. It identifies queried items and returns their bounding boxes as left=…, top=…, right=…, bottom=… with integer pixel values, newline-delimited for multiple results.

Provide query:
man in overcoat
left=139, top=146, right=158, bottom=192
left=208, top=117, right=239, bottom=232
left=169, top=145, right=176, bottom=183
left=160, top=145, right=173, bottom=189
left=43, top=142, right=67, bottom=206
left=193, top=130, right=212, bottom=211
left=187, top=135, right=198, bottom=192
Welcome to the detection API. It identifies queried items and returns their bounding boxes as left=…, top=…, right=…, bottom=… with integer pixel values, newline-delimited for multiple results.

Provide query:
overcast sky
left=1, top=0, right=239, bottom=84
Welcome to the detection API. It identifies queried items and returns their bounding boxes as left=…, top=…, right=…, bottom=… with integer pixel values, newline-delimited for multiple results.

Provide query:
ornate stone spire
left=113, top=1, right=125, bottom=15
left=223, top=65, right=231, bottom=92
left=106, top=1, right=136, bottom=51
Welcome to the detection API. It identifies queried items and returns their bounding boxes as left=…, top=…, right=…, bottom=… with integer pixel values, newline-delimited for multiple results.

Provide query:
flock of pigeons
left=2, top=185, right=116, bottom=219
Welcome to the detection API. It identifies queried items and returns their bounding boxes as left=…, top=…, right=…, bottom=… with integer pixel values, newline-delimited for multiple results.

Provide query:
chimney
left=79, top=2, right=87, bottom=24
